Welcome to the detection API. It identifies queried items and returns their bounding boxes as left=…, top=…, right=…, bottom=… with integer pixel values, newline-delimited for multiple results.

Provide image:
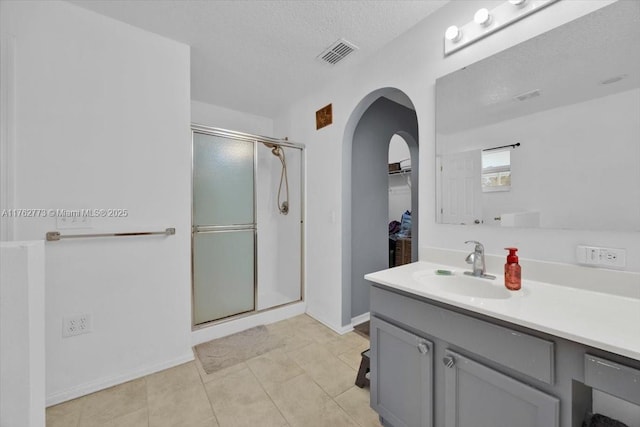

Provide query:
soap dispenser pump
left=504, top=247, right=521, bottom=291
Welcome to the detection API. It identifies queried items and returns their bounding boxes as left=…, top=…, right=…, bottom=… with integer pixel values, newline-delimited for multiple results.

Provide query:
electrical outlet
left=599, top=248, right=626, bottom=267
left=576, top=245, right=626, bottom=268
left=62, top=313, right=92, bottom=337
left=56, top=215, right=92, bottom=229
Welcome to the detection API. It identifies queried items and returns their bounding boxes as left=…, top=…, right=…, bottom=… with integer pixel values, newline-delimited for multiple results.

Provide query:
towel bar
left=46, top=228, right=175, bottom=242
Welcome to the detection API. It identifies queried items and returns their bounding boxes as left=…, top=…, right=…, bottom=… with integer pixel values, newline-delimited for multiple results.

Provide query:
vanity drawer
left=371, top=285, right=555, bottom=384
left=584, top=354, right=640, bottom=404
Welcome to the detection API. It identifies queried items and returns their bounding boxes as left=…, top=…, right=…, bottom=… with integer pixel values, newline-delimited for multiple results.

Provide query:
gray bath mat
left=194, top=325, right=283, bottom=374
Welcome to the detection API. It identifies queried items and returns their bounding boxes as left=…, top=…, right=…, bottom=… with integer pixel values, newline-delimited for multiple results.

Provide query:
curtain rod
left=483, top=142, right=520, bottom=152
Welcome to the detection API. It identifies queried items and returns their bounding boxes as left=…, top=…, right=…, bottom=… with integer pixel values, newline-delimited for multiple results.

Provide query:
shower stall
left=191, top=125, right=304, bottom=327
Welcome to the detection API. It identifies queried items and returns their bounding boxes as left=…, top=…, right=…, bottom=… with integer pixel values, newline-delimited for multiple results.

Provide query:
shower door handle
left=193, top=224, right=255, bottom=233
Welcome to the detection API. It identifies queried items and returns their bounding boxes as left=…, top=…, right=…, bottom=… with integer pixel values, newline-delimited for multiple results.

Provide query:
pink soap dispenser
left=504, top=247, right=521, bottom=291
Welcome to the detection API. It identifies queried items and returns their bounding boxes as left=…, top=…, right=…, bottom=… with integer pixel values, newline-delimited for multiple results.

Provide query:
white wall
left=1, top=241, right=45, bottom=427
left=1, top=0, right=192, bottom=404
left=389, top=175, right=411, bottom=224
left=192, top=100, right=274, bottom=137
left=273, top=0, right=630, bottom=331
left=0, top=29, right=16, bottom=242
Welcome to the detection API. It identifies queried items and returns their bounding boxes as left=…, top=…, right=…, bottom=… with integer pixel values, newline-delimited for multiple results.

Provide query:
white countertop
left=365, top=261, right=640, bottom=362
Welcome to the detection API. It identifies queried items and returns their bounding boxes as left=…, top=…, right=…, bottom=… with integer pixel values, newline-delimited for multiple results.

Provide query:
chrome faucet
left=464, top=241, right=496, bottom=279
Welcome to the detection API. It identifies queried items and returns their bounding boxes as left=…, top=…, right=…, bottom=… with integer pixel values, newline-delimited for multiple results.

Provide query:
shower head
left=261, top=142, right=278, bottom=149
left=261, top=141, right=282, bottom=157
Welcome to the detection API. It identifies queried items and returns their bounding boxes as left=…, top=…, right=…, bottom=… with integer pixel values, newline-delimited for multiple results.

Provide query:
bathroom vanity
left=365, top=261, right=640, bottom=427
left=367, top=3, right=640, bottom=425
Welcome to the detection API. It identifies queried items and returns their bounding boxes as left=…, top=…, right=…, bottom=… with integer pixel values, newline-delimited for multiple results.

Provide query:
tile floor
left=46, top=315, right=379, bottom=427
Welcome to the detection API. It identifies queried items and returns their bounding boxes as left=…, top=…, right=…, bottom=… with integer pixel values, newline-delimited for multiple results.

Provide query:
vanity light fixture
left=474, top=8, right=492, bottom=27
left=445, top=25, right=463, bottom=43
left=444, top=0, right=559, bottom=56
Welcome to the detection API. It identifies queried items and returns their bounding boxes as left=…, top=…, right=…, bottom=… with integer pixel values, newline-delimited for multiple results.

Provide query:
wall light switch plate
left=576, top=245, right=626, bottom=268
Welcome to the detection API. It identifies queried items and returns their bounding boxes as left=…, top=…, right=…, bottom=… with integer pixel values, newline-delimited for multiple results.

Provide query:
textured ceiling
left=69, top=0, right=448, bottom=118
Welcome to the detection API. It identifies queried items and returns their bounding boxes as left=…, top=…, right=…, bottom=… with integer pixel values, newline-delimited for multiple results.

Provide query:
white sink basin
left=412, top=270, right=513, bottom=300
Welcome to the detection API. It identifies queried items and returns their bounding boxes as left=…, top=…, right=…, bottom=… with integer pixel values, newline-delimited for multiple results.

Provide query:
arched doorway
left=341, top=89, right=419, bottom=326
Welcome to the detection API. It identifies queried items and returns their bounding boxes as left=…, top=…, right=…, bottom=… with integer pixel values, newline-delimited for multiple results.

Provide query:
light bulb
left=509, top=0, right=527, bottom=5
left=474, top=8, right=492, bottom=26
left=445, top=25, right=462, bottom=42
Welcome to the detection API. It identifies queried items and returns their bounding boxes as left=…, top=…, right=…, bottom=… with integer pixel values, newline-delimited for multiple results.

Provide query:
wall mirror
left=435, top=1, right=640, bottom=231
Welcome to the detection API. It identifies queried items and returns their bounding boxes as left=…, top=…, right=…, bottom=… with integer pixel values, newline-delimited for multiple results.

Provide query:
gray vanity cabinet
left=443, top=350, right=559, bottom=427
left=369, top=281, right=640, bottom=427
left=370, top=316, right=433, bottom=427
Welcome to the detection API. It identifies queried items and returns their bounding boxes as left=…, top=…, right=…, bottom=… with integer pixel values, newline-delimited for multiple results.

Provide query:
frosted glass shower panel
left=193, top=230, right=255, bottom=324
left=193, top=133, right=254, bottom=226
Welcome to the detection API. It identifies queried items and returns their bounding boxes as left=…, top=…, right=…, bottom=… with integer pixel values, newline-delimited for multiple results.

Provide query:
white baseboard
left=191, top=301, right=305, bottom=346
left=45, top=351, right=195, bottom=407
left=305, top=308, right=353, bottom=335
left=351, top=312, right=370, bottom=327
left=47, top=303, right=308, bottom=406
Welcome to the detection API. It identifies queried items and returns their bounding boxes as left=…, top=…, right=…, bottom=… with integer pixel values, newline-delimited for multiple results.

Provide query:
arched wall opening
left=341, top=89, right=419, bottom=326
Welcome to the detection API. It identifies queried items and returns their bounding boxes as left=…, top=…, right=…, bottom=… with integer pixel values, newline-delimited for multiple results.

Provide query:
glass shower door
left=192, top=132, right=255, bottom=324
left=256, top=145, right=303, bottom=310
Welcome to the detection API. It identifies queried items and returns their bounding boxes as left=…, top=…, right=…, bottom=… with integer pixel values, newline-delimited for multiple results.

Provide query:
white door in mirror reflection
left=439, top=150, right=482, bottom=225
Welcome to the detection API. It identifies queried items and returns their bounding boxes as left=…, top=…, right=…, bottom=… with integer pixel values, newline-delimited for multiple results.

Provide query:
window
left=482, top=150, right=511, bottom=192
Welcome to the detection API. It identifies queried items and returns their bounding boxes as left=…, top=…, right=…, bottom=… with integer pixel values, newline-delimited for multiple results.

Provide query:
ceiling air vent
left=599, top=74, right=628, bottom=85
left=513, top=89, right=542, bottom=102
left=317, top=39, right=359, bottom=65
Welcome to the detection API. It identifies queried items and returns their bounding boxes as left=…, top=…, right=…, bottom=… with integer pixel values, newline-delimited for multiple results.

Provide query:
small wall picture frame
left=316, top=104, right=332, bottom=130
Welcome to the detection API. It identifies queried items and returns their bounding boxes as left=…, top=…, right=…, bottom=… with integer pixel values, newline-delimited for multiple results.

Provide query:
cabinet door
left=371, top=316, right=433, bottom=427
left=443, top=350, right=559, bottom=427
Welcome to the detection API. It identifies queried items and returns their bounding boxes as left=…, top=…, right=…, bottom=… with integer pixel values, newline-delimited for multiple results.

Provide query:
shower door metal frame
left=191, top=124, right=306, bottom=330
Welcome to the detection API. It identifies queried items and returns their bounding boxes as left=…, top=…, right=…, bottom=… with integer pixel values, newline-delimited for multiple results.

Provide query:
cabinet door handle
left=443, top=356, right=456, bottom=368
left=417, top=341, right=429, bottom=354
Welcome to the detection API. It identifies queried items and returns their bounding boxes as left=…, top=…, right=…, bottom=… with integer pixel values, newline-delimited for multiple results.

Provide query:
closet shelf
left=389, top=168, right=411, bottom=176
